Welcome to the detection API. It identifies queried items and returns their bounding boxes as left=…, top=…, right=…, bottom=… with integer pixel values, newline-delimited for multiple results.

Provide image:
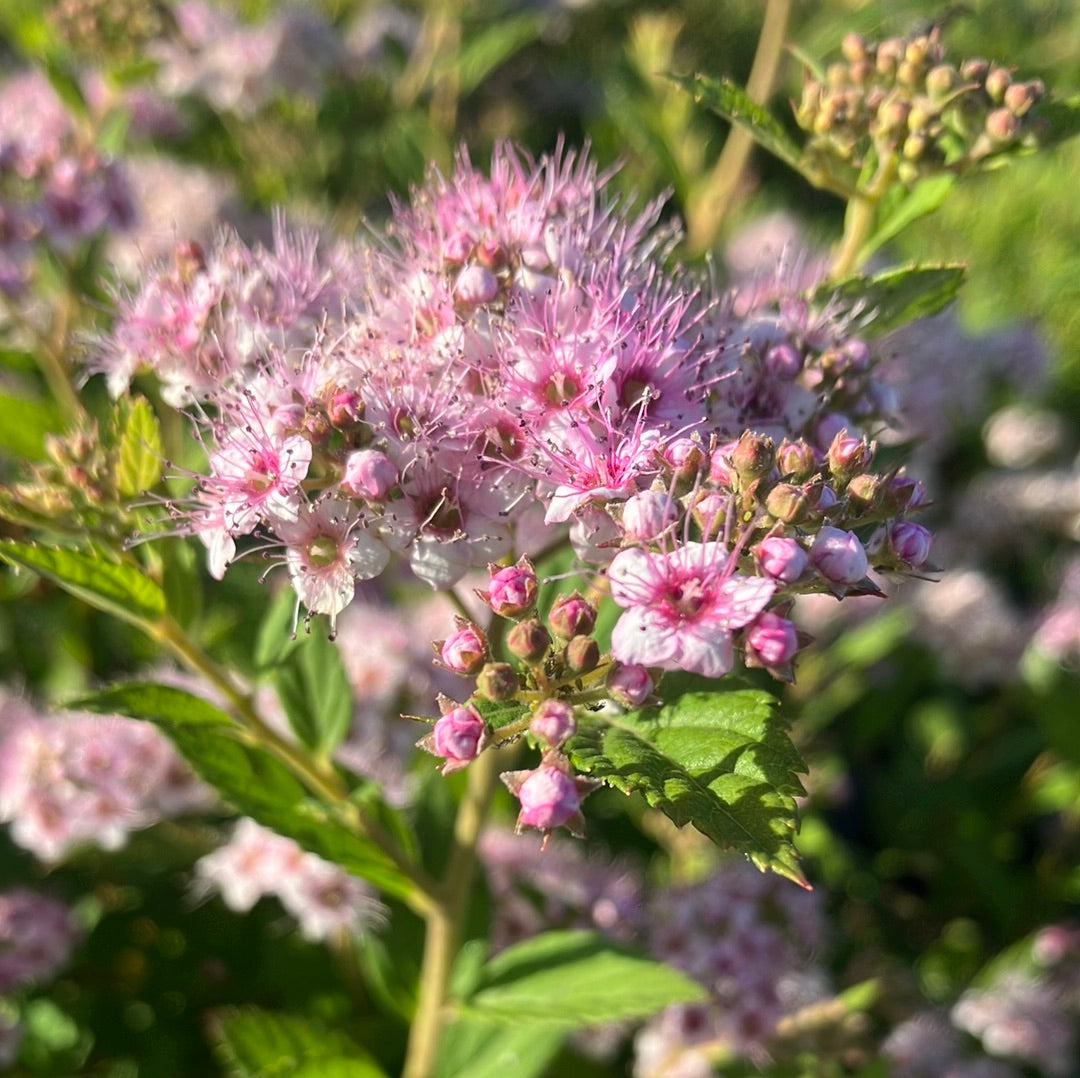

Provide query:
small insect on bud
left=548, top=592, right=597, bottom=640
left=506, top=618, right=552, bottom=663
left=476, top=662, right=519, bottom=702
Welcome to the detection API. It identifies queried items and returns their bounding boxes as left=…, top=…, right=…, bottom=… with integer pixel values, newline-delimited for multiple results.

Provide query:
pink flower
left=608, top=543, right=775, bottom=679
left=529, top=700, right=577, bottom=749
left=420, top=704, right=488, bottom=774
left=501, top=761, right=599, bottom=837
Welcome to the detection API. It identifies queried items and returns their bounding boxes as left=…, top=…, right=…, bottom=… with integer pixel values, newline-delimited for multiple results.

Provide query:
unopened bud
left=765, top=482, right=809, bottom=525
left=765, top=342, right=803, bottom=380
left=529, top=699, right=577, bottom=748
left=744, top=612, right=799, bottom=668
left=564, top=635, right=600, bottom=674
left=341, top=448, right=397, bottom=500
left=549, top=592, right=597, bottom=640
left=476, top=662, right=519, bottom=702
left=902, top=132, right=928, bottom=160
left=841, top=32, right=867, bottom=64
left=984, top=65, right=1012, bottom=103
left=776, top=439, right=816, bottom=481
left=607, top=663, right=653, bottom=708
left=985, top=107, right=1020, bottom=144
left=483, top=556, right=538, bottom=617
left=731, top=431, right=776, bottom=485
left=438, top=620, right=488, bottom=674
left=423, top=704, right=488, bottom=774
left=828, top=431, right=873, bottom=481
left=328, top=390, right=365, bottom=429
left=663, top=438, right=705, bottom=483
left=756, top=536, right=809, bottom=584
left=925, top=64, right=959, bottom=101
left=845, top=472, right=881, bottom=510
left=621, top=490, right=679, bottom=542
left=455, top=264, right=499, bottom=306
left=1004, top=79, right=1043, bottom=116
left=885, top=520, right=933, bottom=567
left=476, top=238, right=508, bottom=270
left=810, top=526, right=869, bottom=585
left=506, top=618, right=552, bottom=663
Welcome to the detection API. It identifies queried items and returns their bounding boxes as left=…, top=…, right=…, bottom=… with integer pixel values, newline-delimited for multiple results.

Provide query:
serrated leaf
left=858, top=174, right=956, bottom=265
left=435, top=1021, right=563, bottom=1078
left=114, top=395, right=163, bottom=498
left=673, top=72, right=803, bottom=172
left=458, top=930, right=706, bottom=1026
left=0, top=541, right=165, bottom=627
left=812, top=263, right=966, bottom=337
left=272, top=627, right=354, bottom=757
left=0, top=389, right=62, bottom=459
left=152, top=722, right=416, bottom=903
left=72, top=682, right=233, bottom=728
left=567, top=676, right=807, bottom=885
left=209, top=1008, right=386, bottom=1078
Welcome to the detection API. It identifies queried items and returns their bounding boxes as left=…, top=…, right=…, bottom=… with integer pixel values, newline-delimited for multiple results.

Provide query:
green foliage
left=569, top=675, right=807, bottom=886
left=811, top=263, right=967, bottom=337
left=73, top=681, right=233, bottom=728
left=209, top=1008, right=387, bottom=1078
left=435, top=1021, right=563, bottom=1078
left=0, top=388, right=61, bottom=460
left=457, top=930, right=706, bottom=1026
left=113, top=395, right=164, bottom=500
left=0, top=541, right=166, bottom=628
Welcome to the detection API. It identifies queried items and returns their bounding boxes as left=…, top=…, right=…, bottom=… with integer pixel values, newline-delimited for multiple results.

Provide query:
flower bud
left=476, top=237, right=508, bottom=270
left=443, top=231, right=473, bottom=264
left=960, top=58, right=989, bottom=83
left=881, top=473, right=924, bottom=514
left=827, top=431, right=872, bottom=482
left=1005, top=78, right=1044, bottom=116
left=476, top=662, right=519, bottom=702
left=664, top=438, right=705, bottom=483
left=328, top=389, right=365, bottom=429
left=984, top=65, right=1012, bottom=103
left=438, top=620, right=487, bottom=674
left=501, top=763, right=597, bottom=836
left=764, top=342, right=803, bottom=380
left=529, top=699, right=577, bottom=748
left=483, top=556, right=538, bottom=617
left=564, top=635, right=600, bottom=675
left=886, top=520, right=933, bottom=567
left=691, top=491, right=727, bottom=537
left=985, top=107, right=1020, bottom=144
left=744, top=612, right=799, bottom=667
left=776, top=439, right=816, bottom=481
left=841, top=32, right=867, bottom=64
left=506, top=618, right=552, bottom=662
left=549, top=592, right=597, bottom=640
left=765, top=483, right=809, bottom=525
left=341, top=448, right=397, bottom=500
left=755, top=536, right=809, bottom=584
left=621, top=490, right=678, bottom=542
left=845, top=472, right=881, bottom=510
left=730, top=431, right=776, bottom=485
left=810, top=526, right=869, bottom=585
left=925, top=64, right=959, bottom=101
left=424, top=704, right=488, bottom=773
left=607, top=663, right=654, bottom=708
left=454, top=264, right=499, bottom=306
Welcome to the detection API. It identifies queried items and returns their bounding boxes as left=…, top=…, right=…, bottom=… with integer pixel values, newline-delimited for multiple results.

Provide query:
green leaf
left=0, top=541, right=165, bottom=627
left=435, top=1021, right=563, bottom=1078
left=114, top=395, right=163, bottom=498
left=567, top=676, right=807, bottom=886
left=442, top=14, right=544, bottom=97
left=271, top=626, right=354, bottom=757
left=0, top=388, right=62, bottom=459
left=859, top=174, right=956, bottom=265
left=254, top=585, right=303, bottom=669
left=673, top=72, right=803, bottom=172
left=812, top=263, right=966, bottom=337
left=150, top=722, right=416, bottom=902
left=209, top=1008, right=387, bottom=1078
left=72, top=681, right=232, bottom=727
left=1033, top=93, right=1080, bottom=151
left=458, top=930, right=706, bottom=1027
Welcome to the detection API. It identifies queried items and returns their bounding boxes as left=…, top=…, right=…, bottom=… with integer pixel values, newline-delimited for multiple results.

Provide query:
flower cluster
left=794, top=27, right=1045, bottom=187
left=194, top=817, right=387, bottom=943
left=0, top=695, right=212, bottom=863
left=0, top=70, right=133, bottom=298
left=795, top=28, right=1046, bottom=188
left=0, top=888, right=79, bottom=996
left=634, top=858, right=828, bottom=1074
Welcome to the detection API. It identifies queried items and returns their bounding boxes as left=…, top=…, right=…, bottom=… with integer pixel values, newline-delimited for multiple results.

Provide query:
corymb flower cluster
left=95, top=142, right=933, bottom=837
left=795, top=26, right=1046, bottom=186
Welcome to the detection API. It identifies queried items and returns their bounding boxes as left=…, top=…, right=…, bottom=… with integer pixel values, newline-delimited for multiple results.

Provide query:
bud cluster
left=421, top=556, right=656, bottom=839
left=794, top=28, right=1047, bottom=188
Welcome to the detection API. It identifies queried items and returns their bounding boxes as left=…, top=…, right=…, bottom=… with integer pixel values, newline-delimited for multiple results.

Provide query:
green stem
left=151, top=614, right=440, bottom=918
left=402, top=744, right=507, bottom=1078
left=686, top=0, right=793, bottom=254
left=829, top=153, right=899, bottom=280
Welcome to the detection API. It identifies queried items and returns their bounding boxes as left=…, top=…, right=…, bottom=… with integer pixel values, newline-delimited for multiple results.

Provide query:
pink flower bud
left=438, top=620, right=487, bottom=674
left=328, top=390, right=365, bottom=429
left=756, top=536, right=809, bottom=584
left=827, top=431, right=872, bottom=481
left=501, top=763, right=598, bottom=836
left=607, top=663, right=653, bottom=708
left=529, top=699, right=577, bottom=748
left=548, top=592, right=597, bottom=640
left=443, top=231, right=473, bottom=264
left=888, top=521, right=933, bottom=566
left=454, top=264, right=499, bottom=306
left=564, top=635, right=600, bottom=674
left=730, top=430, right=776, bottom=484
left=765, top=483, right=809, bottom=525
left=744, top=612, right=799, bottom=667
left=709, top=440, right=738, bottom=487
left=776, top=439, right=816, bottom=481
left=664, top=437, right=705, bottom=482
left=810, top=526, right=869, bottom=585
left=483, top=556, right=537, bottom=617
left=426, top=705, right=487, bottom=773
left=621, top=490, right=678, bottom=542
left=764, top=342, right=803, bottom=380
left=341, top=449, right=397, bottom=500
